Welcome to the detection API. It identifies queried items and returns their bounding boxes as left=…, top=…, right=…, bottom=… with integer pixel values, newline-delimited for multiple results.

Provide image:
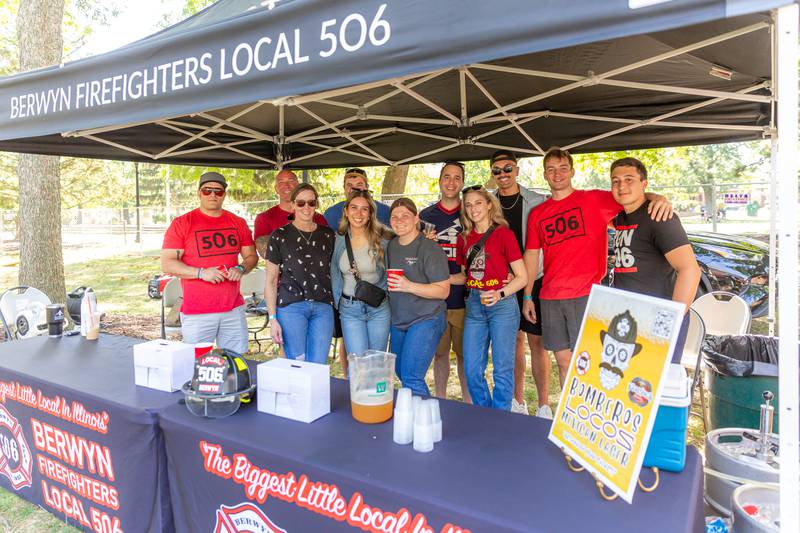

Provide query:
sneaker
left=510, top=398, right=528, bottom=415
left=536, top=404, right=553, bottom=419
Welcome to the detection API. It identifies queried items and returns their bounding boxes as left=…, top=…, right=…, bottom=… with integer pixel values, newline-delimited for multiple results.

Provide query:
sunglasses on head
left=350, top=187, right=372, bottom=197
left=345, top=168, right=366, bottom=177
left=200, top=187, right=226, bottom=197
left=491, top=164, right=516, bottom=176
left=462, top=185, right=485, bottom=193
left=294, top=199, right=317, bottom=208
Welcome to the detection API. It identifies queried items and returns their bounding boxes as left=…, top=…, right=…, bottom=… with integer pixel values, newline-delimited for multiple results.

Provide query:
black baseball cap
left=490, top=150, right=517, bottom=164
left=199, top=171, right=228, bottom=188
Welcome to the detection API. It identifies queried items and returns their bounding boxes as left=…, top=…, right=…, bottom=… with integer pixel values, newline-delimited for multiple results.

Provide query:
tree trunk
left=17, top=0, right=66, bottom=304
left=380, top=165, right=410, bottom=199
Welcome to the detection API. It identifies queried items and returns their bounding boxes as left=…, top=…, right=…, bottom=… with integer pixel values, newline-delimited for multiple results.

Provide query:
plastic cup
left=387, top=269, right=404, bottom=290
left=393, top=409, right=413, bottom=445
left=427, top=399, right=442, bottom=443
left=195, top=342, right=214, bottom=358
left=480, top=291, right=493, bottom=305
left=396, top=388, right=413, bottom=413
left=413, top=401, right=434, bottom=453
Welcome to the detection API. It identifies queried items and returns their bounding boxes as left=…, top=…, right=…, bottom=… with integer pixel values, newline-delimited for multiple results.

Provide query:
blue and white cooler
left=643, top=364, right=691, bottom=472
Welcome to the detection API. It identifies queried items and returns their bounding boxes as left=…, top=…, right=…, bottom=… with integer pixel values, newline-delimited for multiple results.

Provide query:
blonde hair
left=459, top=187, right=508, bottom=239
left=338, top=191, right=386, bottom=265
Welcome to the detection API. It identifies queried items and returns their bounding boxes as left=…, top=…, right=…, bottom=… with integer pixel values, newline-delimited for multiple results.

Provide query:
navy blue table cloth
left=0, top=334, right=178, bottom=532
left=160, top=377, right=704, bottom=533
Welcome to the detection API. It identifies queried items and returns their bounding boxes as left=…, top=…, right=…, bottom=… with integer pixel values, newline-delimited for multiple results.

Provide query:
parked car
left=607, top=230, right=769, bottom=317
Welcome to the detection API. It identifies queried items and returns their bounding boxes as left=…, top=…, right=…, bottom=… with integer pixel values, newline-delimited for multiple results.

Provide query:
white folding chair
left=0, top=286, right=51, bottom=340
left=160, top=278, right=183, bottom=339
left=679, top=309, right=707, bottom=429
left=691, top=291, right=751, bottom=336
left=690, top=291, right=751, bottom=430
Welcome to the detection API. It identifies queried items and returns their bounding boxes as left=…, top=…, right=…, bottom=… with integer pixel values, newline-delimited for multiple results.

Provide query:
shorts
left=516, top=277, right=543, bottom=336
left=435, top=308, right=466, bottom=356
left=541, top=295, right=590, bottom=352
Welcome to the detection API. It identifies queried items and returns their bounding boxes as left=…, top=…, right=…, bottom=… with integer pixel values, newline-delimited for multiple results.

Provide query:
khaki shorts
left=435, top=308, right=465, bottom=357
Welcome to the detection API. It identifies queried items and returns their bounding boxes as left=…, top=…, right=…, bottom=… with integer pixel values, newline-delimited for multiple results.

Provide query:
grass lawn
left=0, top=248, right=768, bottom=529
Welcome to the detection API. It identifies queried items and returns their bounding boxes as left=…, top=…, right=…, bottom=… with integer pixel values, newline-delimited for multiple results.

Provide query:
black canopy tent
left=0, top=0, right=797, bottom=525
left=0, top=0, right=788, bottom=168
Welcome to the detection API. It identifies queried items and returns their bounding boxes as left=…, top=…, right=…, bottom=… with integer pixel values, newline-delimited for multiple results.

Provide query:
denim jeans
left=276, top=301, right=334, bottom=364
left=463, top=292, right=520, bottom=410
left=390, top=312, right=446, bottom=396
left=181, top=304, right=248, bottom=354
left=339, top=297, right=391, bottom=355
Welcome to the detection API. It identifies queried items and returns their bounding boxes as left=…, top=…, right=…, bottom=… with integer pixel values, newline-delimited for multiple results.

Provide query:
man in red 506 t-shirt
left=161, top=172, right=258, bottom=353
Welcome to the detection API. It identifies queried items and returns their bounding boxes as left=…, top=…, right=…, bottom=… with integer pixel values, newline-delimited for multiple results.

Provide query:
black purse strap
left=344, top=233, right=362, bottom=280
left=465, top=224, right=498, bottom=271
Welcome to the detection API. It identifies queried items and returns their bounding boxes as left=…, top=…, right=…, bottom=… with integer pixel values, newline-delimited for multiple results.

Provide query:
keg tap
left=756, top=390, right=775, bottom=460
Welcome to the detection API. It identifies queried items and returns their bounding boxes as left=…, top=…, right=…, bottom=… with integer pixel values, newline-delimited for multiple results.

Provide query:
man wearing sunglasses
left=488, top=150, right=552, bottom=418
left=161, top=172, right=258, bottom=353
left=323, top=168, right=391, bottom=228
left=254, top=169, right=327, bottom=259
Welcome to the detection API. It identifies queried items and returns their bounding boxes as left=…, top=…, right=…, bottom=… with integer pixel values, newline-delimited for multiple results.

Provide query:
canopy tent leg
left=775, top=4, right=799, bottom=533
left=768, top=137, right=777, bottom=337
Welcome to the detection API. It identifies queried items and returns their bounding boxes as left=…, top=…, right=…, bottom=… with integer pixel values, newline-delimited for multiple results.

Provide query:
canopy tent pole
left=775, top=5, right=799, bottom=532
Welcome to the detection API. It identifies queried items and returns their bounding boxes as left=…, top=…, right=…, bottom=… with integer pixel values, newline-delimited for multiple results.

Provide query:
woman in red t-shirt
left=456, top=186, right=528, bottom=410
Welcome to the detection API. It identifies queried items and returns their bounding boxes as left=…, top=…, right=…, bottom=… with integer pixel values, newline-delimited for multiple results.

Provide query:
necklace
left=295, top=225, right=315, bottom=246
left=500, top=192, right=521, bottom=210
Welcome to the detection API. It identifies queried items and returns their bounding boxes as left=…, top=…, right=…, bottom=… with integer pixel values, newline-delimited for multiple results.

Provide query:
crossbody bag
left=345, top=233, right=387, bottom=307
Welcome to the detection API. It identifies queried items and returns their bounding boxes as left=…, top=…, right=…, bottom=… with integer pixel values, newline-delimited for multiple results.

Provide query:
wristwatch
left=500, top=290, right=506, bottom=299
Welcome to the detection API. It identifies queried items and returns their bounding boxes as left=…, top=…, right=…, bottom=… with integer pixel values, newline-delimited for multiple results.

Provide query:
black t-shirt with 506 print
left=266, top=224, right=335, bottom=307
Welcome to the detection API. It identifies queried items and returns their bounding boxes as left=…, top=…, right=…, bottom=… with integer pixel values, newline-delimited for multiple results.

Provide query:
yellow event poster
left=548, top=285, right=685, bottom=503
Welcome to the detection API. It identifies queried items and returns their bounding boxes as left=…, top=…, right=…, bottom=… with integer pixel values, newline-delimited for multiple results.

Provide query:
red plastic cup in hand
left=194, top=342, right=214, bottom=358
left=387, top=269, right=404, bottom=290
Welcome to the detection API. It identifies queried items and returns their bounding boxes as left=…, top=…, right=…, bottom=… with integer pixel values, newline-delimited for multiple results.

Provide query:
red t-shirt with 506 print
left=456, top=225, right=522, bottom=291
left=162, top=208, right=254, bottom=315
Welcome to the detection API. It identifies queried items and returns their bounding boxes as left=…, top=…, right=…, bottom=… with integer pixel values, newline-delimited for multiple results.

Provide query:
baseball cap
left=490, top=150, right=517, bottom=164
left=199, top=171, right=228, bottom=188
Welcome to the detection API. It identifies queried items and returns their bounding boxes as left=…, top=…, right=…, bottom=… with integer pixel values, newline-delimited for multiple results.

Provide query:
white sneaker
left=510, top=398, right=528, bottom=415
left=536, top=404, right=553, bottom=419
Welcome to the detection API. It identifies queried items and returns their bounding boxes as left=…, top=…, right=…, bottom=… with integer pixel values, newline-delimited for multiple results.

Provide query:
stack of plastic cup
left=393, top=388, right=414, bottom=445
left=413, top=400, right=434, bottom=453
left=427, top=399, right=442, bottom=443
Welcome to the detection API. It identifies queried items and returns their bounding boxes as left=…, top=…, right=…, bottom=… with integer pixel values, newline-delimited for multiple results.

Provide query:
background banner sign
left=548, top=285, right=685, bottom=503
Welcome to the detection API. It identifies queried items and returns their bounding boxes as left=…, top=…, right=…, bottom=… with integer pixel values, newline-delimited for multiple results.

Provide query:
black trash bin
left=702, top=335, right=780, bottom=432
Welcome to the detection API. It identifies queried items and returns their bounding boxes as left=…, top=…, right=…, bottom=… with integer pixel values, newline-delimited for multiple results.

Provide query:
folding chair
left=0, top=286, right=51, bottom=340
left=160, top=278, right=183, bottom=339
left=689, top=291, right=751, bottom=430
left=679, top=309, right=707, bottom=429
left=239, top=269, right=268, bottom=351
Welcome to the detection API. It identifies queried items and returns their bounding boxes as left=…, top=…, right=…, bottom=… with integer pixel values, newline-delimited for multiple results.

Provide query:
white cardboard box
left=257, top=358, right=330, bottom=423
left=133, top=339, right=195, bottom=392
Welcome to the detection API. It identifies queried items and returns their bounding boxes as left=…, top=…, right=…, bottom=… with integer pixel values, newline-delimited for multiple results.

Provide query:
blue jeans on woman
left=463, top=291, right=519, bottom=410
left=339, top=297, right=391, bottom=355
left=390, top=312, right=446, bottom=396
left=276, top=300, right=334, bottom=364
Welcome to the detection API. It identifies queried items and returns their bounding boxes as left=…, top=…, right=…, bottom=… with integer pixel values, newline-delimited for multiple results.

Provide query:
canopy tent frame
left=59, top=17, right=774, bottom=170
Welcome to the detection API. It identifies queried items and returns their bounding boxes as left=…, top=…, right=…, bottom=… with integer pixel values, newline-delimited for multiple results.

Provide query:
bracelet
left=234, top=265, right=245, bottom=273
left=269, top=314, right=277, bottom=321
left=197, top=267, right=203, bottom=279
left=522, top=294, right=533, bottom=301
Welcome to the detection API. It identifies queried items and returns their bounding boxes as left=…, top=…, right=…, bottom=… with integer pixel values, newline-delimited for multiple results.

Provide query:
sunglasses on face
left=462, top=184, right=485, bottom=193
left=294, top=199, right=317, bottom=208
left=200, top=187, right=226, bottom=197
left=491, top=164, right=516, bottom=176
